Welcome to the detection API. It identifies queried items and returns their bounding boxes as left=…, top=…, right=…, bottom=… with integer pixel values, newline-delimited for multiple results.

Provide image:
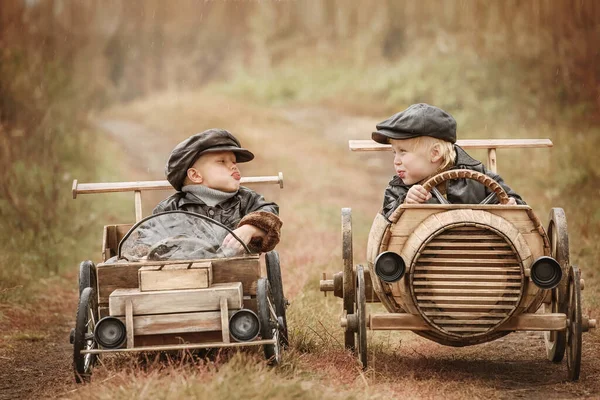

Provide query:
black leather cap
left=165, top=129, right=254, bottom=190
left=372, top=103, right=457, bottom=144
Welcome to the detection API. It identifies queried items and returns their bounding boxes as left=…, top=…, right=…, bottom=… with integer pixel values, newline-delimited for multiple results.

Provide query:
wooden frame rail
left=80, top=338, right=276, bottom=354
left=349, top=139, right=553, bottom=174
left=73, top=172, right=284, bottom=222
left=367, top=313, right=567, bottom=332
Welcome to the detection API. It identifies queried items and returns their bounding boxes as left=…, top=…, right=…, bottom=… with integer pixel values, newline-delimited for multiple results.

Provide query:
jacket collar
left=453, top=144, right=482, bottom=167
left=178, top=191, right=240, bottom=210
left=389, top=144, right=481, bottom=187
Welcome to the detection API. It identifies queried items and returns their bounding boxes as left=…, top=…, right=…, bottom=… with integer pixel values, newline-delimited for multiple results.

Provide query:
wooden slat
left=366, top=313, right=563, bottom=332
left=443, top=327, right=490, bottom=332
left=413, top=274, right=521, bottom=280
left=109, top=283, right=243, bottom=316
left=117, top=311, right=225, bottom=335
left=126, top=300, right=134, bottom=349
left=413, top=266, right=521, bottom=272
left=432, top=235, right=502, bottom=240
left=417, top=303, right=515, bottom=309
left=414, top=288, right=521, bottom=294
left=426, top=241, right=510, bottom=248
left=499, top=313, right=566, bottom=331
left=368, top=313, right=429, bottom=331
left=421, top=249, right=514, bottom=255
left=134, top=190, right=143, bottom=222
left=413, top=281, right=521, bottom=287
left=349, top=139, right=553, bottom=152
left=73, top=174, right=284, bottom=198
left=416, top=295, right=520, bottom=301
left=163, top=263, right=190, bottom=270
left=487, top=148, right=497, bottom=173
left=424, top=311, right=509, bottom=317
left=434, top=319, right=503, bottom=325
left=139, top=263, right=211, bottom=292
left=80, top=339, right=277, bottom=354
left=220, top=297, right=230, bottom=344
left=416, top=258, right=519, bottom=264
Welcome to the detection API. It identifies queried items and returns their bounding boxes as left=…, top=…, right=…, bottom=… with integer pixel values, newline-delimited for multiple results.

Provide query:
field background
left=1, top=1, right=599, bottom=399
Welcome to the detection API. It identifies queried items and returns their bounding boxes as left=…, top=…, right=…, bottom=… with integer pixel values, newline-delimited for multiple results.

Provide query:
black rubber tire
left=257, top=278, right=281, bottom=365
left=265, top=251, right=289, bottom=347
left=78, top=260, right=97, bottom=297
left=73, top=287, right=98, bottom=383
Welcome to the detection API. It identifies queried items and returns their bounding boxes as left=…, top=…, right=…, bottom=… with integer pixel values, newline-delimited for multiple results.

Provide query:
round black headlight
left=94, top=317, right=127, bottom=349
left=229, top=309, right=260, bottom=342
left=374, top=251, right=406, bottom=283
left=530, top=256, right=562, bottom=289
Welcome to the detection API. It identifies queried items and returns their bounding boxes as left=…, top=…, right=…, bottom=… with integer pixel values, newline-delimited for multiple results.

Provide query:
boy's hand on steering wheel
left=222, top=225, right=266, bottom=253
left=406, top=185, right=432, bottom=204
left=504, top=197, right=517, bottom=206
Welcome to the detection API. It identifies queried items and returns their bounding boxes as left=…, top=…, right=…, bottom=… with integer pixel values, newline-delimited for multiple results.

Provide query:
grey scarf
left=182, top=185, right=238, bottom=206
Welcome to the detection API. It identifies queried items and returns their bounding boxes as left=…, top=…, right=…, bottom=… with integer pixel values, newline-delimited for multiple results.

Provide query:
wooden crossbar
left=73, top=172, right=284, bottom=222
left=349, top=139, right=552, bottom=174
left=72, top=172, right=284, bottom=199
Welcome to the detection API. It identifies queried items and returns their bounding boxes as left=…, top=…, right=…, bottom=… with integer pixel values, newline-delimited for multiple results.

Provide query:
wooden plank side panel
left=139, top=266, right=210, bottom=292
left=109, top=283, right=243, bottom=316
left=118, top=311, right=226, bottom=336
left=97, top=256, right=260, bottom=305
left=98, top=264, right=140, bottom=305
left=212, top=258, right=260, bottom=295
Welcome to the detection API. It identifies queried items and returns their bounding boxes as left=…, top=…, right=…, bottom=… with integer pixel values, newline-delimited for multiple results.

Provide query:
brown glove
left=237, top=211, right=282, bottom=253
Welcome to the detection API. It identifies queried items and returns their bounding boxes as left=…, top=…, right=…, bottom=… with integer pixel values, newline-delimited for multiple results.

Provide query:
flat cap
left=166, top=128, right=254, bottom=190
left=372, top=103, right=456, bottom=144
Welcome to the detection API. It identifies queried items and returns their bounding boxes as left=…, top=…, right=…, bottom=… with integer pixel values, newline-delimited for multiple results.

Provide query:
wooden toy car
left=320, top=139, right=596, bottom=381
left=69, top=174, right=287, bottom=383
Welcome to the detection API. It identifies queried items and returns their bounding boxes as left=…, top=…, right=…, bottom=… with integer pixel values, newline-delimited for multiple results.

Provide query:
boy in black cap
left=154, top=128, right=282, bottom=253
left=373, top=103, right=525, bottom=219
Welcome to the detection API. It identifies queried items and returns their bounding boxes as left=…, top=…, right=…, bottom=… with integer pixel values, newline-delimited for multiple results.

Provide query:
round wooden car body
left=321, top=169, right=596, bottom=381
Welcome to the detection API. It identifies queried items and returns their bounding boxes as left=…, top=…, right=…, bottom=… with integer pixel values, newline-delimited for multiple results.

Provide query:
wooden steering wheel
left=420, top=169, right=510, bottom=205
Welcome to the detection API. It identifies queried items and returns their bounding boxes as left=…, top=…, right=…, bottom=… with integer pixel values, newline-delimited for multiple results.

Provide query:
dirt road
left=1, top=92, right=598, bottom=399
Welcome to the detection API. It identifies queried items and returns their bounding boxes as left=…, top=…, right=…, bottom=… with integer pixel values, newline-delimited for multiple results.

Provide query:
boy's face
left=390, top=138, right=442, bottom=185
left=187, top=151, right=241, bottom=192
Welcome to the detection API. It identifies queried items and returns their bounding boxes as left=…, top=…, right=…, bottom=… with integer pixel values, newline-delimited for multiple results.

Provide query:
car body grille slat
left=412, top=225, right=523, bottom=338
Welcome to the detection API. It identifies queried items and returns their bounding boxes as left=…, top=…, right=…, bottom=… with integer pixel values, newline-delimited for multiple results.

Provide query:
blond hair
left=395, top=136, right=456, bottom=170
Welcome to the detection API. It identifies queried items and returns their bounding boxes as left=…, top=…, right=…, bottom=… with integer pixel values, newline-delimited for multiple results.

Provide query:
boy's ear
left=187, top=168, right=203, bottom=184
left=430, top=144, right=443, bottom=163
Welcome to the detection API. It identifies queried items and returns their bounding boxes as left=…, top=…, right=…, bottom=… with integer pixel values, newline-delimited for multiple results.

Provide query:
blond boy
left=372, top=104, right=524, bottom=219
left=154, top=129, right=282, bottom=253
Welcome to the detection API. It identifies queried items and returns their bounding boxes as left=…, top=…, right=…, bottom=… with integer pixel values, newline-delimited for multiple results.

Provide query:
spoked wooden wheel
left=341, top=208, right=356, bottom=350
left=566, top=265, right=582, bottom=381
left=266, top=251, right=289, bottom=348
left=78, top=260, right=97, bottom=297
left=257, top=278, right=282, bottom=365
left=355, top=265, right=367, bottom=369
left=544, top=208, right=569, bottom=362
left=73, top=287, right=98, bottom=383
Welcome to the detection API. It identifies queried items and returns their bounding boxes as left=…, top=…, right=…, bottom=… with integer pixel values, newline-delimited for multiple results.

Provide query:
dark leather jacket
left=153, top=186, right=279, bottom=230
left=381, top=145, right=525, bottom=219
